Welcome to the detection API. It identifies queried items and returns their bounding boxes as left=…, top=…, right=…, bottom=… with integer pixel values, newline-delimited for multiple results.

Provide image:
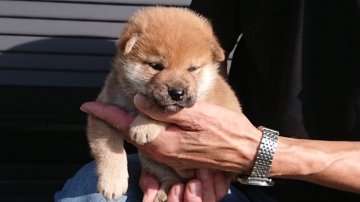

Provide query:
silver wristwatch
left=237, top=126, right=279, bottom=186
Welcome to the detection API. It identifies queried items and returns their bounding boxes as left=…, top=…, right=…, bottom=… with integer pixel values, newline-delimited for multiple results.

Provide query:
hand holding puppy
left=81, top=94, right=262, bottom=174
left=81, top=93, right=360, bottom=195
left=132, top=94, right=262, bottom=174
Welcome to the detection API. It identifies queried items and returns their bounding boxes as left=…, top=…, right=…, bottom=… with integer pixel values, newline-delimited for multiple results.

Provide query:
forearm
left=271, top=137, right=360, bottom=193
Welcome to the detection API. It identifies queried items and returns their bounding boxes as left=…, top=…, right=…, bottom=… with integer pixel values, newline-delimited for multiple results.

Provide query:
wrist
left=236, top=126, right=263, bottom=174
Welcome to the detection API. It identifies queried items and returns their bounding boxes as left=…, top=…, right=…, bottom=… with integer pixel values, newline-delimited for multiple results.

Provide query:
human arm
left=273, top=137, right=360, bottom=193
left=80, top=94, right=360, bottom=194
left=130, top=94, right=360, bottom=194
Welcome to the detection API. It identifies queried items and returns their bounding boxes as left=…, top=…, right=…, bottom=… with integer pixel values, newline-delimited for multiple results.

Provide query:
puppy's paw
left=129, top=124, right=161, bottom=145
left=154, top=189, right=168, bottom=202
left=129, top=115, right=166, bottom=145
left=98, top=172, right=128, bottom=200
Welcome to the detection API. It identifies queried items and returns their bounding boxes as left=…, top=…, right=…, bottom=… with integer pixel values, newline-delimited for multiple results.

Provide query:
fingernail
left=134, top=93, right=151, bottom=110
left=79, top=103, right=89, bottom=113
left=189, top=181, right=201, bottom=197
left=174, top=184, right=183, bottom=197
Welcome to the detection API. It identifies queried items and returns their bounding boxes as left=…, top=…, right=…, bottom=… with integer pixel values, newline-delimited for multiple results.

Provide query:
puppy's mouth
left=151, top=97, right=195, bottom=113
left=162, top=103, right=184, bottom=113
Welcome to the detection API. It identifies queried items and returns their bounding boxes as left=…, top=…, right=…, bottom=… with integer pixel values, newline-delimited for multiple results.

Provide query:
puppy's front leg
left=129, top=114, right=166, bottom=144
left=87, top=116, right=128, bottom=200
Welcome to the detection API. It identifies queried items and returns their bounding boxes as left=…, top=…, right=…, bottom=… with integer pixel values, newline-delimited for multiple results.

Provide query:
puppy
left=87, top=7, right=241, bottom=201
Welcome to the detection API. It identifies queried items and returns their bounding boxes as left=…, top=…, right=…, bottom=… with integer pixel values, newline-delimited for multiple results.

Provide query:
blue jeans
left=55, top=154, right=276, bottom=202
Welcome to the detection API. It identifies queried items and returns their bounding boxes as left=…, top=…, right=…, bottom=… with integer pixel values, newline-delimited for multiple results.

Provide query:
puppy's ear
left=124, top=35, right=139, bottom=55
left=211, top=41, right=225, bottom=62
left=117, top=34, right=139, bottom=55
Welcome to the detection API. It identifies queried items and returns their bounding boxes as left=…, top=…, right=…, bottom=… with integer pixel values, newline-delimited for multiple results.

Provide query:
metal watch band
left=237, top=126, right=279, bottom=186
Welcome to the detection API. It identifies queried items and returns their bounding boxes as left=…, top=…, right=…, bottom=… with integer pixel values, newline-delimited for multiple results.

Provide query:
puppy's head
left=114, top=7, right=225, bottom=112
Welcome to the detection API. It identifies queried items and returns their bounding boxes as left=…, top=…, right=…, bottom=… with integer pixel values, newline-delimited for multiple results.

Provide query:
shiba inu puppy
left=87, top=7, right=241, bottom=201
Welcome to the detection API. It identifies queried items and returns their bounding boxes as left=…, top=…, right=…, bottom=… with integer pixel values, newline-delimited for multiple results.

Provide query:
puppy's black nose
left=168, top=88, right=185, bottom=101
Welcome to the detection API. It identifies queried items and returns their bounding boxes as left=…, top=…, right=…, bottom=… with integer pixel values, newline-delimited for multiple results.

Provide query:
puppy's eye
left=187, top=66, right=198, bottom=72
left=147, top=62, right=164, bottom=71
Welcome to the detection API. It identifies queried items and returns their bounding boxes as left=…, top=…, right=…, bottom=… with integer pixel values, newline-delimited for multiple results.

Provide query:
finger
left=139, top=171, right=160, bottom=202
left=167, top=183, right=185, bottom=202
left=80, top=102, right=135, bottom=132
left=213, top=171, right=230, bottom=201
left=133, top=93, right=206, bottom=126
left=196, top=169, right=216, bottom=202
left=184, top=179, right=202, bottom=202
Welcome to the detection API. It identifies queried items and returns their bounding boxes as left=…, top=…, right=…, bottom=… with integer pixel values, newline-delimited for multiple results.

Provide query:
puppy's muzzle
left=167, top=86, right=195, bottom=110
left=150, top=84, right=195, bottom=112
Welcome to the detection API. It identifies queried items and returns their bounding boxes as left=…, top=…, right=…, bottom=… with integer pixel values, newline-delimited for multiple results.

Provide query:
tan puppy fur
left=87, top=7, right=241, bottom=201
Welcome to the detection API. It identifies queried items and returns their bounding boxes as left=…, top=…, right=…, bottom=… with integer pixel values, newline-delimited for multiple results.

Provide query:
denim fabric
left=55, top=154, right=275, bottom=202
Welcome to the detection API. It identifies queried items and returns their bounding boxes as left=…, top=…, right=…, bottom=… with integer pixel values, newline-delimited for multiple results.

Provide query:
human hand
left=133, top=94, right=262, bottom=173
left=140, top=169, right=230, bottom=202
